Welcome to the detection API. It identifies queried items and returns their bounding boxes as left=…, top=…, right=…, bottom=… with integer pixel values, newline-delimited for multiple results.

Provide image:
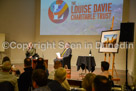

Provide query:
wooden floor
left=15, top=64, right=133, bottom=86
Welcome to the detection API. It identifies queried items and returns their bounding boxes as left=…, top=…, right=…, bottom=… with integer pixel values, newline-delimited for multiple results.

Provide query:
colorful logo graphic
left=48, top=0, right=69, bottom=23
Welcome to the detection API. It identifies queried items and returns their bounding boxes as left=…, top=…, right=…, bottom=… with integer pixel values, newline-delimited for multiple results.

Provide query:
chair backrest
left=63, top=55, right=72, bottom=69
left=0, top=81, right=14, bottom=91
left=108, top=75, right=114, bottom=87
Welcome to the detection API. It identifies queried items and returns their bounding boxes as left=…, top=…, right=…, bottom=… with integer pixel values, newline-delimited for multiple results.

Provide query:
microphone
left=89, top=49, right=92, bottom=56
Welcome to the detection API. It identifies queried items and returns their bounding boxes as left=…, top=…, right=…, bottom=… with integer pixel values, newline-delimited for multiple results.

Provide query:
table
left=76, top=56, right=96, bottom=72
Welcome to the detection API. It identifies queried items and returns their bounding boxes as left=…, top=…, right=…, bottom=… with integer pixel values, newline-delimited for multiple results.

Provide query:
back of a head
left=2, top=56, right=10, bottom=64
left=101, top=61, right=109, bottom=71
left=35, top=58, right=45, bottom=70
left=2, top=61, right=12, bottom=72
left=54, top=67, right=66, bottom=83
left=32, top=69, right=48, bottom=87
left=94, top=75, right=111, bottom=91
left=24, top=58, right=31, bottom=67
left=82, top=73, right=96, bottom=91
left=54, top=61, right=62, bottom=69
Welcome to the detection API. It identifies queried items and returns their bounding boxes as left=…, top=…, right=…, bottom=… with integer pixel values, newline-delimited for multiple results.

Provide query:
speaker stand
left=124, top=42, right=132, bottom=91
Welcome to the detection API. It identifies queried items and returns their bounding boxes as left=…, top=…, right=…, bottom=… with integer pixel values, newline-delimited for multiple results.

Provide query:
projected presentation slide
left=40, top=0, right=123, bottom=35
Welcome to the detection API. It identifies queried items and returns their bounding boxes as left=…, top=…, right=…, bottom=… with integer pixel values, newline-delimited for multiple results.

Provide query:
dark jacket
left=47, top=80, right=67, bottom=91
left=18, top=67, right=33, bottom=91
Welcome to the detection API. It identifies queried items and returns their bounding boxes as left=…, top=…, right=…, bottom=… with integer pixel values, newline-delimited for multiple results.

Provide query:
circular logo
left=48, top=0, right=69, bottom=23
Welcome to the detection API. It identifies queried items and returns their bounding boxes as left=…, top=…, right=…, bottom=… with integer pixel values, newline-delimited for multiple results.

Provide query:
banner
left=40, top=0, right=123, bottom=35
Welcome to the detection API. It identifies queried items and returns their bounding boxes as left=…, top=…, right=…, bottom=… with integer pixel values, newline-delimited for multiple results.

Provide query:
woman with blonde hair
left=82, top=73, right=96, bottom=91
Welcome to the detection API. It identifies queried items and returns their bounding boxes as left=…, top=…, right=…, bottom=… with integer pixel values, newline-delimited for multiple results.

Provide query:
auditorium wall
left=0, top=0, right=35, bottom=63
left=0, top=0, right=135, bottom=79
left=128, top=0, right=136, bottom=81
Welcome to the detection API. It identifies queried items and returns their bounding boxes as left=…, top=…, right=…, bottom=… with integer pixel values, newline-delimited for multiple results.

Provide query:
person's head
left=101, top=61, right=109, bottom=71
left=54, top=67, right=66, bottom=83
left=2, top=61, right=12, bottom=72
left=54, top=61, right=62, bottom=69
left=65, top=42, right=70, bottom=48
left=35, top=58, right=45, bottom=70
left=82, top=73, right=96, bottom=91
left=28, top=42, right=33, bottom=48
left=2, top=56, right=10, bottom=64
left=93, top=75, right=111, bottom=91
left=24, top=58, right=31, bottom=67
left=32, top=69, right=48, bottom=88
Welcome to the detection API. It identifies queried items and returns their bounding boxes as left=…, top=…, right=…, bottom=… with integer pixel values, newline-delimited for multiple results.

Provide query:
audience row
left=0, top=56, right=113, bottom=91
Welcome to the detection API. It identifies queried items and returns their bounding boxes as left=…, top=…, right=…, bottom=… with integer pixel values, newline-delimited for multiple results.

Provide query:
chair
left=108, top=75, right=114, bottom=87
left=62, top=55, right=72, bottom=69
left=0, top=81, right=14, bottom=91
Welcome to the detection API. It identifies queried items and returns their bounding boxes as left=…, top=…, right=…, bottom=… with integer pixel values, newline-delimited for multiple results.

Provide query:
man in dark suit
left=54, top=42, right=72, bottom=62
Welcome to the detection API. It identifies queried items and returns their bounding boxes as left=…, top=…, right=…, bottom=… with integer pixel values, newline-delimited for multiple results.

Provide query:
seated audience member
left=82, top=73, right=96, bottom=91
left=18, top=58, right=33, bottom=91
left=15, top=70, right=20, bottom=77
left=2, top=56, right=11, bottom=64
left=54, top=42, right=72, bottom=62
left=35, top=58, right=49, bottom=77
left=100, top=61, right=111, bottom=78
left=47, top=67, right=67, bottom=91
left=2, top=56, right=20, bottom=76
left=0, top=56, right=11, bottom=71
left=48, top=61, right=62, bottom=79
left=0, top=61, right=18, bottom=91
left=32, top=69, right=50, bottom=91
left=93, top=75, right=112, bottom=91
left=48, top=61, right=70, bottom=90
left=35, top=58, right=46, bottom=70
left=133, top=80, right=136, bottom=91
